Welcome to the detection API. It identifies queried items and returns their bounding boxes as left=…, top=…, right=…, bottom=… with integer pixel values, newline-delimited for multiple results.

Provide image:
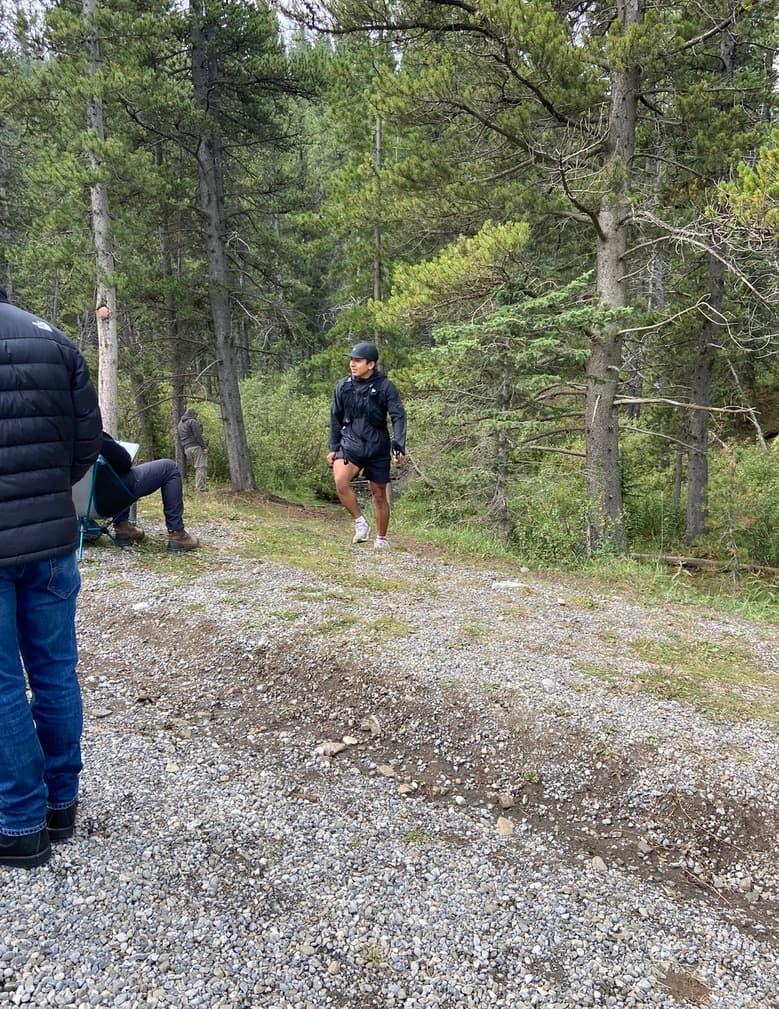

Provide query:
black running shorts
left=335, top=449, right=391, bottom=485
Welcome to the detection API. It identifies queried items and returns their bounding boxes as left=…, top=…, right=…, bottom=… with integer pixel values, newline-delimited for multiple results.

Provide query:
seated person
left=98, top=434, right=199, bottom=553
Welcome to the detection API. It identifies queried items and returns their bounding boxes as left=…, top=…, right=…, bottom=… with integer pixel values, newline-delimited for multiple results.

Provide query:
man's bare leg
left=369, top=482, right=390, bottom=537
left=333, top=459, right=362, bottom=519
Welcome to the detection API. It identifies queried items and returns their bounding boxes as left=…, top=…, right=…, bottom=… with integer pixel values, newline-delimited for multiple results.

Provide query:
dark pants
left=115, top=459, right=184, bottom=532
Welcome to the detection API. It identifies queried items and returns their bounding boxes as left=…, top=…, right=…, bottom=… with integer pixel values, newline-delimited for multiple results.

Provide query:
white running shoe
left=352, top=516, right=370, bottom=543
left=374, top=536, right=389, bottom=549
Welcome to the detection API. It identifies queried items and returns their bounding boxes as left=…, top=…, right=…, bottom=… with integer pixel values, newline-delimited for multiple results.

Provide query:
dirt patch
left=79, top=599, right=778, bottom=942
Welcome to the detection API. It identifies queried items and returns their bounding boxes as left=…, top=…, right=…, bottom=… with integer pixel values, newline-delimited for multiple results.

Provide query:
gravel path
left=2, top=512, right=777, bottom=1008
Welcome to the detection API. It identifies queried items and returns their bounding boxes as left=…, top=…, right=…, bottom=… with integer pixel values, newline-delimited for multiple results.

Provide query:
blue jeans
left=115, top=458, right=184, bottom=531
left=0, top=553, right=82, bottom=836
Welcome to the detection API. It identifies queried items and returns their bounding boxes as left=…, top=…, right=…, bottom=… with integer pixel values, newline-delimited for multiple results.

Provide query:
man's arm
left=99, top=433, right=133, bottom=474
left=385, top=380, right=407, bottom=455
left=71, top=351, right=103, bottom=484
left=328, top=381, right=345, bottom=453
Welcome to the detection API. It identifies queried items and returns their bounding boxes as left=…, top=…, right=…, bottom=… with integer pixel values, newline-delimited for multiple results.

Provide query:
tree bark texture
left=191, top=17, right=256, bottom=491
left=685, top=20, right=736, bottom=543
left=686, top=251, right=724, bottom=542
left=84, top=0, right=118, bottom=435
left=585, top=0, right=643, bottom=553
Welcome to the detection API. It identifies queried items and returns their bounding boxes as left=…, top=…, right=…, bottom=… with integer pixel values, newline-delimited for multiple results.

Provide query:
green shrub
left=706, top=443, right=779, bottom=567
left=508, top=460, right=589, bottom=563
left=241, top=373, right=332, bottom=500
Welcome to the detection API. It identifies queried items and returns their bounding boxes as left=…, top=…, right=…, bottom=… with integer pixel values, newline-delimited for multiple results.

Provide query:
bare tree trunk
left=584, top=0, right=643, bottom=553
left=191, top=16, right=255, bottom=490
left=84, top=0, right=118, bottom=435
left=624, top=159, right=666, bottom=422
left=685, top=19, right=736, bottom=543
left=152, top=139, right=188, bottom=475
left=686, top=254, right=723, bottom=542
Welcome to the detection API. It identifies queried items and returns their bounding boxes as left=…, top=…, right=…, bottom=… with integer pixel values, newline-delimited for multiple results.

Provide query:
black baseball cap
left=348, top=341, right=379, bottom=362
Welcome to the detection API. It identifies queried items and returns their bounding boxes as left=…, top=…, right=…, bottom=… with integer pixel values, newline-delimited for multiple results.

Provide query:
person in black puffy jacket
left=327, top=342, right=407, bottom=549
left=0, top=287, right=102, bottom=868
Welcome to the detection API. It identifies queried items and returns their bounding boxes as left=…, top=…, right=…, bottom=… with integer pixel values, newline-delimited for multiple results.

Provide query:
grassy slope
left=123, top=487, right=779, bottom=728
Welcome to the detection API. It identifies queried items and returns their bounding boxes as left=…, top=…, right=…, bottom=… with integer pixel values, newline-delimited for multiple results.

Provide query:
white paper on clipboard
left=119, top=441, right=140, bottom=461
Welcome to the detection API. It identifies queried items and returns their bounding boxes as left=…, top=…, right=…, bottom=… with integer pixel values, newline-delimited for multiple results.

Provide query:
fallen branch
left=631, top=553, right=779, bottom=575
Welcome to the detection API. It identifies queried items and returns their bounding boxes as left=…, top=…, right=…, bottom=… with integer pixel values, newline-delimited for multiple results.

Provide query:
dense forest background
left=1, top=0, right=777, bottom=566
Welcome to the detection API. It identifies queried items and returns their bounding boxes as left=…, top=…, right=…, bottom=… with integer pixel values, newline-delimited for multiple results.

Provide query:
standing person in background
left=177, top=407, right=208, bottom=492
left=327, top=342, right=407, bottom=549
left=0, top=287, right=102, bottom=868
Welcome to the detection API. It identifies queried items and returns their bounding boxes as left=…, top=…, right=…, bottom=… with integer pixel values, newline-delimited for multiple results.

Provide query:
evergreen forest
left=1, top=0, right=778, bottom=570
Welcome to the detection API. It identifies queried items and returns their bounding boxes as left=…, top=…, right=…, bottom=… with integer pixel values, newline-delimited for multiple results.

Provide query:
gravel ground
left=1, top=510, right=777, bottom=1009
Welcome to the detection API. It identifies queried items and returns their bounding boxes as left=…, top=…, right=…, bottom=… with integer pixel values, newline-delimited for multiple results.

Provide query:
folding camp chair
left=72, top=449, right=139, bottom=560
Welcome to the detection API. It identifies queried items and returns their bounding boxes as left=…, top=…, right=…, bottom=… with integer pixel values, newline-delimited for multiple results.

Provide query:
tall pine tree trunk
left=585, top=0, right=642, bottom=552
left=84, top=0, right=118, bottom=435
left=191, top=15, right=255, bottom=490
left=686, top=254, right=723, bottom=542
left=685, top=19, right=736, bottom=542
left=153, top=139, right=188, bottom=476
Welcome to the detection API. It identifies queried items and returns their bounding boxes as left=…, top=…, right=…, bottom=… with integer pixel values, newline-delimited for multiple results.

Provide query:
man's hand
left=326, top=451, right=337, bottom=468
left=392, top=450, right=405, bottom=465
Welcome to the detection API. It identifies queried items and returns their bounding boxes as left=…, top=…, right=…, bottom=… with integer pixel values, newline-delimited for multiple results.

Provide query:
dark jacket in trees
left=178, top=410, right=206, bottom=450
left=329, top=371, right=407, bottom=461
left=0, top=292, right=102, bottom=565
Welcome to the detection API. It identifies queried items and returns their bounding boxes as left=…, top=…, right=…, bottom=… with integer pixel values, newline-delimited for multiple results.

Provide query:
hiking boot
left=352, top=516, right=370, bottom=544
left=114, top=520, right=145, bottom=543
left=167, top=528, right=199, bottom=553
left=0, top=828, right=52, bottom=868
left=374, top=536, right=389, bottom=549
left=47, top=803, right=77, bottom=842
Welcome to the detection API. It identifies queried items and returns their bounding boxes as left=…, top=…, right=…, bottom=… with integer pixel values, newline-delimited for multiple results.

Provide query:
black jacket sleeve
left=385, top=379, right=407, bottom=454
left=328, top=379, right=346, bottom=452
left=70, top=351, right=103, bottom=484
left=99, top=433, right=133, bottom=474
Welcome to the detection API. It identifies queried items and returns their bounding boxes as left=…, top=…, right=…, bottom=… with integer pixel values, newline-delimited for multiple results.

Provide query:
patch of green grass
left=455, top=621, right=488, bottom=641
left=130, top=488, right=779, bottom=629
left=371, top=615, right=417, bottom=638
left=127, top=547, right=213, bottom=580
left=239, top=521, right=429, bottom=596
left=318, top=614, right=361, bottom=634
left=403, top=827, right=427, bottom=844
left=572, top=555, right=779, bottom=623
left=288, top=587, right=354, bottom=603
left=567, top=593, right=600, bottom=609
left=583, top=636, right=778, bottom=724
left=544, top=703, right=573, bottom=718
left=271, top=608, right=302, bottom=621
left=361, top=943, right=385, bottom=968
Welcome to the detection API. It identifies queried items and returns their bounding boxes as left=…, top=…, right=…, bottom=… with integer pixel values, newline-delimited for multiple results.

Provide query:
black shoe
left=0, top=828, right=52, bottom=868
left=47, top=804, right=78, bottom=842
